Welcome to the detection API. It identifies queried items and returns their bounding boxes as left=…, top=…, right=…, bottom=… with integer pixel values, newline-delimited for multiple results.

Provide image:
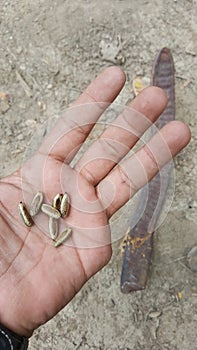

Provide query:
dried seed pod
left=49, top=217, right=59, bottom=240
left=18, top=202, right=33, bottom=227
left=121, top=48, right=175, bottom=294
left=52, top=193, right=63, bottom=212
left=30, top=191, right=43, bottom=217
left=54, top=227, right=72, bottom=248
left=60, top=193, right=70, bottom=218
left=41, top=204, right=61, bottom=219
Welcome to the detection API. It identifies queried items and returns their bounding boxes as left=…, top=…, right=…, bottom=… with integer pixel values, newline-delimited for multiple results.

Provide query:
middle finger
left=75, top=87, right=167, bottom=185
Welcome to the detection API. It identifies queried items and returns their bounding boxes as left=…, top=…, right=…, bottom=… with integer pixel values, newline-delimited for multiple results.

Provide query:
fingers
left=75, top=86, right=168, bottom=185
left=97, top=121, right=191, bottom=218
left=38, top=67, right=126, bottom=162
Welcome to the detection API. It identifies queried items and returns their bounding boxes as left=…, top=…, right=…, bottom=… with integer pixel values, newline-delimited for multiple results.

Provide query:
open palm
left=0, top=67, right=190, bottom=337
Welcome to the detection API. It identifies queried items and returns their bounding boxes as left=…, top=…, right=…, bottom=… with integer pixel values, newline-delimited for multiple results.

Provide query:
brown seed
left=41, top=204, right=61, bottom=219
left=18, top=202, right=33, bottom=227
left=52, top=193, right=63, bottom=212
left=30, top=191, right=43, bottom=217
left=49, top=217, right=59, bottom=240
left=60, top=193, right=70, bottom=218
left=54, top=227, right=72, bottom=248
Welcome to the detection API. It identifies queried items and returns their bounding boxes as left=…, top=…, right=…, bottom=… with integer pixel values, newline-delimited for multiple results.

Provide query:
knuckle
left=118, top=166, right=138, bottom=193
left=69, top=119, right=89, bottom=137
left=80, top=166, right=97, bottom=185
left=99, top=138, right=121, bottom=161
left=143, top=145, right=159, bottom=171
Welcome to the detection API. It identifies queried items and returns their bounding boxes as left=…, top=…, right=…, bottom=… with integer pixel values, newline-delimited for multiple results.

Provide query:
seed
left=30, top=191, right=43, bottom=217
left=52, top=193, right=63, bottom=211
left=54, top=227, right=72, bottom=248
left=41, top=204, right=61, bottom=219
left=49, top=217, right=59, bottom=240
left=60, top=193, right=70, bottom=218
left=18, top=202, right=34, bottom=227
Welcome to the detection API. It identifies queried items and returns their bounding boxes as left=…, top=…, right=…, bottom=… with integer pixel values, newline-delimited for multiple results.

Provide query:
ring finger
left=96, top=121, right=191, bottom=218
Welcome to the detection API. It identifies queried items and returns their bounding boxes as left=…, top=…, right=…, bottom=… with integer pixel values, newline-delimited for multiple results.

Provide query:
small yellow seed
left=30, top=191, right=43, bottom=217
left=54, top=228, right=72, bottom=248
left=18, top=202, right=33, bottom=227
left=132, top=76, right=150, bottom=96
left=60, top=193, right=70, bottom=218
left=41, top=204, right=61, bottom=219
left=52, top=193, right=63, bottom=212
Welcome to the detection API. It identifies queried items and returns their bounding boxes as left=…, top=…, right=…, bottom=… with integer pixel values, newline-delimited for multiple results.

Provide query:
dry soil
left=0, top=1, right=197, bottom=349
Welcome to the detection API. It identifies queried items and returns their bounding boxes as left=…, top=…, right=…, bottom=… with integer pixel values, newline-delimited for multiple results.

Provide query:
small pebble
left=149, top=311, right=162, bottom=319
left=16, top=46, right=23, bottom=54
left=0, top=100, right=10, bottom=113
left=187, top=245, right=197, bottom=272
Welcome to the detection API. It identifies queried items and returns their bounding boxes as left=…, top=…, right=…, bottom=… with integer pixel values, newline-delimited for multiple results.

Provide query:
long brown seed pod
left=120, top=48, right=175, bottom=293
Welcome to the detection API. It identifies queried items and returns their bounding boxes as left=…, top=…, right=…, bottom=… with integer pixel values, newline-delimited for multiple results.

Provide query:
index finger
left=38, top=66, right=126, bottom=162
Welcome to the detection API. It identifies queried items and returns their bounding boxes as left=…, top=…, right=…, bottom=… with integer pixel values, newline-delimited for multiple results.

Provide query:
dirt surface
left=0, top=0, right=197, bottom=349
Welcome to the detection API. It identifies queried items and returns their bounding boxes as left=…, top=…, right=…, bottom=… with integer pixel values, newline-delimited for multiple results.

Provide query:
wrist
left=0, top=315, right=32, bottom=338
left=0, top=323, right=29, bottom=349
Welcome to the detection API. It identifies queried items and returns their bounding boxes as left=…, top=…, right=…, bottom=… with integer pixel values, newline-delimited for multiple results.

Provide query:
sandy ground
left=0, top=1, right=197, bottom=349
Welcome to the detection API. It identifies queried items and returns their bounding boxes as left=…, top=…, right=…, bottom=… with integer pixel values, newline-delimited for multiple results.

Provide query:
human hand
left=0, top=67, right=191, bottom=337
